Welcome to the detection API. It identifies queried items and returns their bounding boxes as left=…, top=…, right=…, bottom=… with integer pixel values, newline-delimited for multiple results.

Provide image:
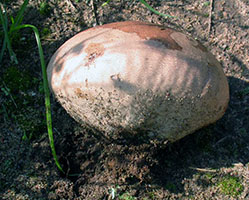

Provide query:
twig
left=91, top=0, right=99, bottom=26
left=242, top=174, right=249, bottom=180
left=65, top=0, right=76, bottom=11
left=213, top=136, right=230, bottom=147
left=208, top=0, right=214, bottom=36
left=189, top=167, right=217, bottom=173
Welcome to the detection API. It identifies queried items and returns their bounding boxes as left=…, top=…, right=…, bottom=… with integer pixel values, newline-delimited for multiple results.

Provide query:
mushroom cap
left=47, top=21, right=229, bottom=142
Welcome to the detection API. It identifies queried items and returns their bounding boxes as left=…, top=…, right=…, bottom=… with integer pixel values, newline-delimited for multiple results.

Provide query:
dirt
left=0, top=0, right=249, bottom=199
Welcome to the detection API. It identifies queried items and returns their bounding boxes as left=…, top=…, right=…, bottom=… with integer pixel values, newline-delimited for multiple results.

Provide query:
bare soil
left=0, top=0, right=249, bottom=199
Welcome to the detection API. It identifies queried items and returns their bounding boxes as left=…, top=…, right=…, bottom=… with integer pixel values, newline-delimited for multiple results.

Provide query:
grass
left=39, top=1, right=51, bottom=16
left=41, top=27, right=51, bottom=38
left=139, top=0, right=175, bottom=18
left=119, top=192, right=137, bottom=200
left=203, top=1, right=210, bottom=7
left=1, top=66, right=46, bottom=140
left=237, top=87, right=249, bottom=98
left=0, top=0, right=64, bottom=173
left=218, top=175, right=244, bottom=197
left=102, top=0, right=176, bottom=18
left=205, top=172, right=215, bottom=181
left=144, top=191, right=157, bottom=200
left=0, top=0, right=28, bottom=63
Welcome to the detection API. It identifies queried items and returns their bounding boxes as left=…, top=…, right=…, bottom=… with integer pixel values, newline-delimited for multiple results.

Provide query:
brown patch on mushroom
left=102, top=21, right=182, bottom=50
left=75, top=88, right=85, bottom=98
left=195, top=41, right=208, bottom=52
left=84, top=43, right=105, bottom=66
left=180, top=33, right=208, bottom=52
left=85, top=79, right=88, bottom=88
left=188, top=36, right=208, bottom=52
left=75, top=88, right=94, bottom=101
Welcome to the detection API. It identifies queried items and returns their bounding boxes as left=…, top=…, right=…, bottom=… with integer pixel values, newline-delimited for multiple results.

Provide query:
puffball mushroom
left=47, top=21, right=229, bottom=142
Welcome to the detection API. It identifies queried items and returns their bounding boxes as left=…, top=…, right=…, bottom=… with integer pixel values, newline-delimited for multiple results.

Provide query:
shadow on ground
left=50, top=76, right=249, bottom=197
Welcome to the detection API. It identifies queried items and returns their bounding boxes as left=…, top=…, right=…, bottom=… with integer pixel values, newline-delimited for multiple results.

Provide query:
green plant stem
left=139, top=0, right=175, bottom=18
left=11, top=24, right=64, bottom=173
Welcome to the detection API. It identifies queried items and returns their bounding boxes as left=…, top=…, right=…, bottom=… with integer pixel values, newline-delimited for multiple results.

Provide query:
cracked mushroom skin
left=47, top=21, right=229, bottom=142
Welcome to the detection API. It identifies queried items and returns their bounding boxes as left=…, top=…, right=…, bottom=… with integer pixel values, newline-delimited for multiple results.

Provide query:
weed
left=41, top=27, right=51, bottom=38
left=139, top=0, right=175, bottom=18
left=0, top=66, right=46, bottom=140
left=205, top=173, right=215, bottom=181
left=218, top=175, right=244, bottom=197
left=2, top=159, right=13, bottom=174
left=2, top=66, right=32, bottom=93
left=119, top=192, right=136, bottom=200
left=0, top=0, right=63, bottom=173
left=0, top=0, right=29, bottom=63
left=203, top=1, right=210, bottom=7
left=101, top=0, right=111, bottom=6
left=17, top=107, right=47, bottom=141
left=237, top=87, right=249, bottom=99
left=239, top=128, right=247, bottom=136
left=145, top=191, right=157, bottom=200
left=203, top=13, right=209, bottom=18
left=39, top=1, right=51, bottom=16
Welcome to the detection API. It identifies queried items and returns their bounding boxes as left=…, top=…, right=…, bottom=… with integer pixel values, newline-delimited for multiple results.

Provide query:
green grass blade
left=10, top=15, right=14, bottom=24
left=11, top=24, right=64, bottom=173
left=0, top=3, right=18, bottom=64
left=0, top=3, right=8, bottom=58
left=0, top=38, right=7, bottom=63
left=139, top=0, right=175, bottom=18
left=12, top=0, right=29, bottom=28
left=101, top=0, right=111, bottom=7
